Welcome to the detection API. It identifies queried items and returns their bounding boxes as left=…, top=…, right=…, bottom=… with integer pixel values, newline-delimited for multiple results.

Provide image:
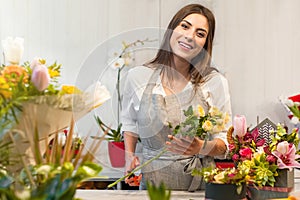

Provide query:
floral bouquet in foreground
left=0, top=37, right=111, bottom=136
left=169, top=105, right=230, bottom=145
left=0, top=120, right=106, bottom=200
left=228, top=115, right=300, bottom=187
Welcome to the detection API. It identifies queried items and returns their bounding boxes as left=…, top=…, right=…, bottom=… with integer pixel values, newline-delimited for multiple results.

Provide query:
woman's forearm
left=124, top=131, right=138, bottom=157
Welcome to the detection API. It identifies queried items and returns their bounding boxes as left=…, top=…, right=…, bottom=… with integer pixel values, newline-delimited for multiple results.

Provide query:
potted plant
left=95, top=116, right=125, bottom=168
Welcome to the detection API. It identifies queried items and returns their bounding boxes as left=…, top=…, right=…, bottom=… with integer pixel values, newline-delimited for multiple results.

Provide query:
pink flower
left=232, top=154, right=240, bottom=162
left=276, top=141, right=289, bottom=155
left=266, top=154, right=277, bottom=163
left=272, top=142, right=300, bottom=171
left=239, top=148, right=252, bottom=160
left=31, top=64, right=50, bottom=91
left=233, top=115, right=247, bottom=137
left=30, top=57, right=42, bottom=69
left=229, top=144, right=236, bottom=151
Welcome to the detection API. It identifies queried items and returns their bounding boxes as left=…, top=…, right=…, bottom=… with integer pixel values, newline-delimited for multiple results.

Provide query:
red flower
left=239, top=148, right=252, bottom=160
left=266, top=154, right=277, bottom=163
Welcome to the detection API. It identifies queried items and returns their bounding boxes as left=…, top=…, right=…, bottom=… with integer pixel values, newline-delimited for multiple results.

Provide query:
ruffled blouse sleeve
left=201, top=71, right=232, bottom=159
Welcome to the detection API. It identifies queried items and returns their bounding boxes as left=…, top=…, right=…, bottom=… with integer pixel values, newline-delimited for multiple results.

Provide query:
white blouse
left=121, top=65, right=232, bottom=156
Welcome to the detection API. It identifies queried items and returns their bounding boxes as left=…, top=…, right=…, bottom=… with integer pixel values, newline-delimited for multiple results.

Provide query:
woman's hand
left=165, top=135, right=203, bottom=155
left=124, top=156, right=142, bottom=186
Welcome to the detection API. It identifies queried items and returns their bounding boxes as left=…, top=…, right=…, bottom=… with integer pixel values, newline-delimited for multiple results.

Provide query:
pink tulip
left=31, top=64, right=50, bottom=91
left=30, top=57, right=42, bottom=69
left=233, top=115, right=247, bottom=137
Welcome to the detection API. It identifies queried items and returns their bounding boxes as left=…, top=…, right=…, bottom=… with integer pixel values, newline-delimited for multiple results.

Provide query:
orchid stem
left=107, top=147, right=168, bottom=189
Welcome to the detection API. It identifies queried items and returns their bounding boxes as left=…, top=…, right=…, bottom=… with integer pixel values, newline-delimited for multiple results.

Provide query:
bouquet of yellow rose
left=169, top=105, right=230, bottom=145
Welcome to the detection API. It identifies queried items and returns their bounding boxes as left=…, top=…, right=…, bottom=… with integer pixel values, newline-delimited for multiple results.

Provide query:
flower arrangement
left=227, top=115, right=300, bottom=187
left=169, top=105, right=230, bottom=145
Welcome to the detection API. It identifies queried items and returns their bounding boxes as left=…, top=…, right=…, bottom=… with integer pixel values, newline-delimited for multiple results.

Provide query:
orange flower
left=1, top=65, right=28, bottom=84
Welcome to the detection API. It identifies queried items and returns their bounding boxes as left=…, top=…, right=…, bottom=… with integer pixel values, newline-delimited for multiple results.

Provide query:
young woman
left=121, top=4, right=232, bottom=191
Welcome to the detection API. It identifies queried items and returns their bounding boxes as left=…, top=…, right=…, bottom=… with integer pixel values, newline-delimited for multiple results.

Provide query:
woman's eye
left=197, top=32, right=206, bottom=38
left=181, top=23, right=189, bottom=29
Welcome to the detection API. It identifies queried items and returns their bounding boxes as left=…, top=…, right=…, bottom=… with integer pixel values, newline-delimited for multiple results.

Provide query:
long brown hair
left=148, top=4, right=217, bottom=85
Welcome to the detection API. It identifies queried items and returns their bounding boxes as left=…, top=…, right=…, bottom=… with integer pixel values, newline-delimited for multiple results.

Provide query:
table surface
left=76, top=180, right=300, bottom=200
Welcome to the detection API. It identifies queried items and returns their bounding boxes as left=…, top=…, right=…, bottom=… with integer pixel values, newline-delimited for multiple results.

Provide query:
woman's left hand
left=165, top=135, right=203, bottom=155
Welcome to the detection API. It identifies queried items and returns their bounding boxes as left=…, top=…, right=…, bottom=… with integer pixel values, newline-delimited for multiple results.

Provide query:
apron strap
left=183, top=155, right=203, bottom=192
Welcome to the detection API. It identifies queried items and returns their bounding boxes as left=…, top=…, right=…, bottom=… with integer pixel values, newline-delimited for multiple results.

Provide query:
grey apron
left=137, top=66, right=215, bottom=191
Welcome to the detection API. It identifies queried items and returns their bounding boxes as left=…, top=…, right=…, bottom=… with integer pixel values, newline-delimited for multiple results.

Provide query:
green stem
left=107, top=147, right=168, bottom=188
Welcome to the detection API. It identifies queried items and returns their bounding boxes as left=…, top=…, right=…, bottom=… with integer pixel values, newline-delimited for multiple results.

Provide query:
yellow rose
left=196, top=105, right=205, bottom=117
left=224, top=113, right=230, bottom=124
left=209, top=106, right=221, bottom=116
left=212, top=125, right=224, bottom=133
left=202, top=120, right=213, bottom=131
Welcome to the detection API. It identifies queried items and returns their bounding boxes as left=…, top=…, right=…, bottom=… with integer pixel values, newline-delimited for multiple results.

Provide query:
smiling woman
left=121, top=3, right=232, bottom=191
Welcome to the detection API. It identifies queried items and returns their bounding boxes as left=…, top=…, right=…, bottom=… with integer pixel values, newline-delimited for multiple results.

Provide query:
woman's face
left=170, top=13, right=209, bottom=62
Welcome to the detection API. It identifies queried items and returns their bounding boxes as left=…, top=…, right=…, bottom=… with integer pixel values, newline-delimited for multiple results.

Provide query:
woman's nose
left=184, top=31, right=194, bottom=42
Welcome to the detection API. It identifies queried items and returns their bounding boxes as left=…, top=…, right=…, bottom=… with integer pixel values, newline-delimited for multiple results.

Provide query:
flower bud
left=2, top=37, right=24, bottom=65
left=31, top=64, right=50, bottom=91
left=233, top=115, right=247, bottom=137
left=276, top=141, right=289, bottom=155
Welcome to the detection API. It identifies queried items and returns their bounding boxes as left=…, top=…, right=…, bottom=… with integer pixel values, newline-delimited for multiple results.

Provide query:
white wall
left=1, top=0, right=300, bottom=174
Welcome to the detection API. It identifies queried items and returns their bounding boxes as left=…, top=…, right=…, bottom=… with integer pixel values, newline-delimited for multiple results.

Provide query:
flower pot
left=205, top=183, right=246, bottom=200
left=108, top=141, right=125, bottom=168
left=247, top=169, right=294, bottom=200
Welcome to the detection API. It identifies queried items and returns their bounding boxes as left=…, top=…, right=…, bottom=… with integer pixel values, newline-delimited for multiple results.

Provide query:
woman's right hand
left=124, top=156, right=142, bottom=186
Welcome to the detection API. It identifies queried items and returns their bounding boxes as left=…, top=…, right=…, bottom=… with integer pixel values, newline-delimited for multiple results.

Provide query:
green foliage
left=238, top=153, right=278, bottom=187
left=94, top=115, right=123, bottom=142
left=146, top=181, right=171, bottom=200
left=270, top=124, right=299, bottom=151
